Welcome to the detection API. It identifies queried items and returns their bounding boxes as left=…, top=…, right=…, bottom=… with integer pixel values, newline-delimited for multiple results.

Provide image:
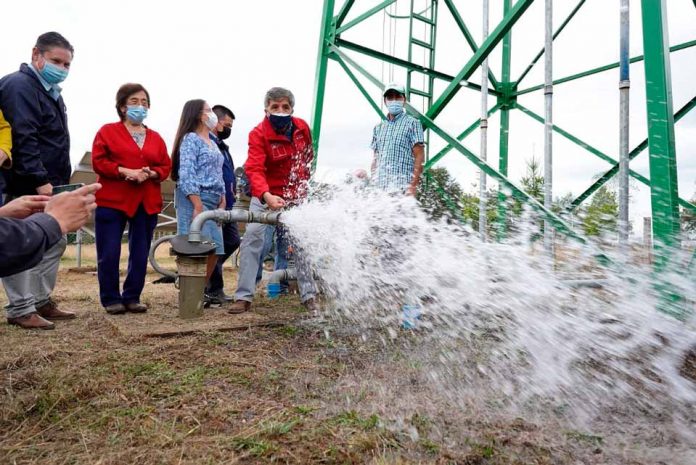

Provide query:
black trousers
left=206, top=221, right=241, bottom=294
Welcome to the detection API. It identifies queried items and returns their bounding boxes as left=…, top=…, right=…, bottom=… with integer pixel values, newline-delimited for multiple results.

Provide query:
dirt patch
left=105, top=301, right=286, bottom=338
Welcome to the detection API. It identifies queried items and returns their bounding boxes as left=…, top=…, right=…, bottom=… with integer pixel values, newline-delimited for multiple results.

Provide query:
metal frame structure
left=310, top=0, right=696, bottom=307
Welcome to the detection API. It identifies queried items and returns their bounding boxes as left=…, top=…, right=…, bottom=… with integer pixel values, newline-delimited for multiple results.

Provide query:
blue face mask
left=40, top=61, right=69, bottom=85
left=386, top=100, right=404, bottom=116
left=126, top=105, right=148, bottom=124
left=268, top=113, right=292, bottom=131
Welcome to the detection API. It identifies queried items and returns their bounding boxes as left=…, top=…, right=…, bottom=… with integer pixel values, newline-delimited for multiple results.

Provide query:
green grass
left=419, top=438, right=440, bottom=454
left=333, top=410, right=381, bottom=430
left=260, top=419, right=299, bottom=437
left=293, top=405, right=315, bottom=416
left=231, top=437, right=275, bottom=457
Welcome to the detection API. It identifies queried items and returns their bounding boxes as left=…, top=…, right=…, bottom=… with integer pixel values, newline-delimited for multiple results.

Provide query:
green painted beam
left=331, top=54, right=385, bottom=120
left=427, top=0, right=535, bottom=120
left=335, top=0, right=355, bottom=27
left=417, top=110, right=584, bottom=242
left=569, top=95, right=696, bottom=213
left=332, top=47, right=618, bottom=267
left=335, top=38, right=497, bottom=95
left=497, top=0, right=514, bottom=240
left=642, top=0, right=684, bottom=318
left=423, top=103, right=502, bottom=171
left=516, top=0, right=587, bottom=85
left=641, top=0, right=681, bottom=252
left=333, top=43, right=563, bottom=232
left=497, top=103, right=511, bottom=238
left=310, top=0, right=336, bottom=171
left=330, top=45, right=383, bottom=89
left=441, top=0, right=499, bottom=89
left=335, top=0, right=397, bottom=34
left=518, top=101, right=695, bottom=215
left=516, top=39, right=696, bottom=96
left=516, top=103, right=650, bottom=180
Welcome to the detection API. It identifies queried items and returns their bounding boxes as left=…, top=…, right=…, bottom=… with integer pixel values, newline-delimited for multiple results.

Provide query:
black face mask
left=268, top=113, right=292, bottom=131
left=218, top=126, right=232, bottom=140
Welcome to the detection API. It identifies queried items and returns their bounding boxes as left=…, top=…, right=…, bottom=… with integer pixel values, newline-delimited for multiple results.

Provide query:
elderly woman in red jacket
left=91, top=83, right=171, bottom=315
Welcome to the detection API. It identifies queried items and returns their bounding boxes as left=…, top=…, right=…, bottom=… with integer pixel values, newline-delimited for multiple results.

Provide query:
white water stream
left=280, top=185, right=696, bottom=462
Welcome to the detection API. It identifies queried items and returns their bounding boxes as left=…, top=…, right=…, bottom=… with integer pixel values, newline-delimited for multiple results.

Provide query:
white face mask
left=204, top=111, right=218, bottom=130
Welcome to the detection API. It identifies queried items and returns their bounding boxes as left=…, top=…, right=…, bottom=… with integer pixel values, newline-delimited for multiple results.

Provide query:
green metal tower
left=310, top=0, right=696, bottom=310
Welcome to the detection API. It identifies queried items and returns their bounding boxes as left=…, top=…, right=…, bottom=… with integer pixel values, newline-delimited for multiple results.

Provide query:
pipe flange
left=170, top=234, right=217, bottom=256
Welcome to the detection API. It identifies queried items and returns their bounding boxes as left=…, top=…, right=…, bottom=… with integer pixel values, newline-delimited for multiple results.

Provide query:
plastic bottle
left=267, top=282, right=281, bottom=299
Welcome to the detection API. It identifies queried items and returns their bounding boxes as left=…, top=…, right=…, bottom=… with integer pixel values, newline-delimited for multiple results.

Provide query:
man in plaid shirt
left=370, top=83, right=425, bottom=195
left=368, top=84, right=429, bottom=326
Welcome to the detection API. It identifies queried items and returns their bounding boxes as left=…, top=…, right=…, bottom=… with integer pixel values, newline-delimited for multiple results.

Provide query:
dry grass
left=0, top=246, right=667, bottom=464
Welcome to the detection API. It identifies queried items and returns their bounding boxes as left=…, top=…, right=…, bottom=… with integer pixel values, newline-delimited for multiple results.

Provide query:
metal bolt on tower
left=310, top=0, right=696, bottom=316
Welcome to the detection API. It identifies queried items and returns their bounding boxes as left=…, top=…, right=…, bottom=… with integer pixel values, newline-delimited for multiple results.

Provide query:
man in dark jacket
left=204, top=105, right=241, bottom=305
left=0, top=32, right=75, bottom=330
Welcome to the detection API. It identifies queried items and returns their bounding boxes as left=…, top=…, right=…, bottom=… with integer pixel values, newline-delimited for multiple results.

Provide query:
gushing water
left=281, top=184, right=696, bottom=462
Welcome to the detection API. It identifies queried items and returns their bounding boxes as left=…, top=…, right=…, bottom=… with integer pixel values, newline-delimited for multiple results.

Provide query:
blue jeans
left=175, top=188, right=224, bottom=255
left=95, top=205, right=158, bottom=307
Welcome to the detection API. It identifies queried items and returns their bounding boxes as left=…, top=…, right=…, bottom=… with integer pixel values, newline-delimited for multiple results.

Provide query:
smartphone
left=52, top=183, right=85, bottom=195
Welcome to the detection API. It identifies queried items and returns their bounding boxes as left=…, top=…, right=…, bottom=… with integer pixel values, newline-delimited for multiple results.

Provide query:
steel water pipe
left=187, top=209, right=281, bottom=243
left=269, top=268, right=297, bottom=285
left=168, top=208, right=282, bottom=319
left=266, top=268, right=298, bottom=299
left=148, top=167, right=285, bottom=318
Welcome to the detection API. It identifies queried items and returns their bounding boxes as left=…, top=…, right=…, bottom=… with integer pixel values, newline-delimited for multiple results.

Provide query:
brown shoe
left=228, top=300, right=251, bottom=314
left=104, top=303, right=127, bottom=315
left=125, top=302, right=148, bottom=313
left=7, top=313, right=55, bottom=330
left=36, top=299, right=76, bottom=320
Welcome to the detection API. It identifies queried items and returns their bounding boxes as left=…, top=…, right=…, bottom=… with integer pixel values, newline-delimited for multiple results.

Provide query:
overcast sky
left=1, top=0, right=695, bottom=234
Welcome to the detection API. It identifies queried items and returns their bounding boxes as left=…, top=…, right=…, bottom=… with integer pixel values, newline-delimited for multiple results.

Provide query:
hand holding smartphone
left=52, top=183, right=85, bottom=195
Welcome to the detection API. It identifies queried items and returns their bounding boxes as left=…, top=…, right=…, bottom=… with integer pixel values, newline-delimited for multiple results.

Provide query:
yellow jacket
left=0, top=109, right=11, bottom=168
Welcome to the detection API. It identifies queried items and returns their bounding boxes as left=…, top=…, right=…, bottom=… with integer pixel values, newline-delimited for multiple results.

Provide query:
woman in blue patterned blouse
left=171, top=99, right=225, bottom=278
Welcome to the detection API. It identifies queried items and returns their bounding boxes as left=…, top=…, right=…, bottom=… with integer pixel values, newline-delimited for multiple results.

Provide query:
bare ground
left=0, top=245, right=680, bottom=464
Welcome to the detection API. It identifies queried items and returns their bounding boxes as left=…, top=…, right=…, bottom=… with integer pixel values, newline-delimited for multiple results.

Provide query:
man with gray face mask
left=370, top=83, right=425, bottom=195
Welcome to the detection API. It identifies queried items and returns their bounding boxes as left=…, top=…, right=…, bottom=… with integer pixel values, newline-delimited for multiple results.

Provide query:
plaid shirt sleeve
left=409, top=118, right=425, bottom=147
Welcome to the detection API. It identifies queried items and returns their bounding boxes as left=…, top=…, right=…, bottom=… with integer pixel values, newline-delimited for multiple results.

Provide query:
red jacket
left=244, top=116, right=313, bottom=202
left=91, top=122, right=172, bottom=217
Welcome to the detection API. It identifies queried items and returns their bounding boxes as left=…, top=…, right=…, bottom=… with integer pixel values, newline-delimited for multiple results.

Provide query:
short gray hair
left=264, top=87, right=295, bottom=108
